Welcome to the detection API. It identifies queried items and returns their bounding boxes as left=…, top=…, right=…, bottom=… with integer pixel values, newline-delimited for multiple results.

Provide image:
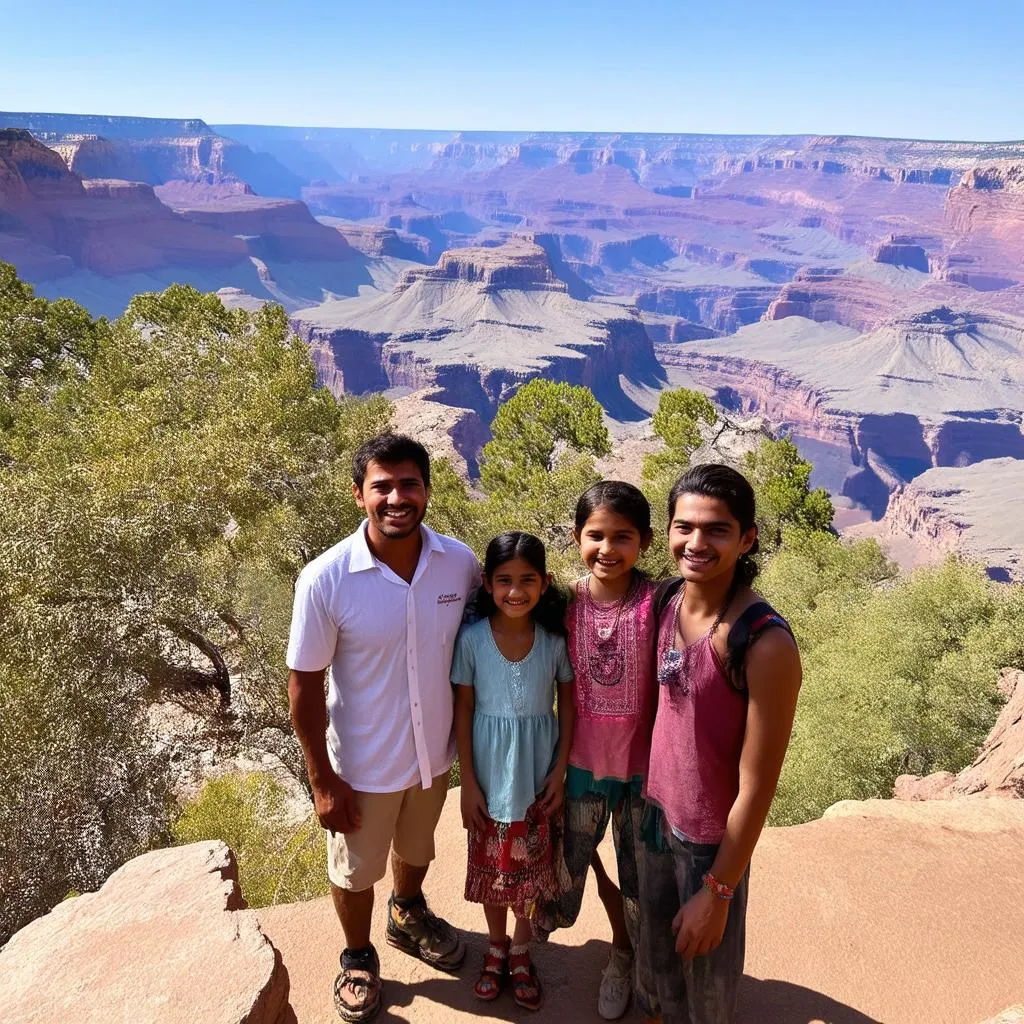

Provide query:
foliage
left=744, top=438, right=834, bottom=551
left=3, top=264, right=1021, bottom=940
left=0, top=262, right=107, bottom=431
left=172, top=773, right=328, bottom=907
left=475, top=378, right=611, bottom=579
left=0, top=276, right=390, bottom=935
left=767, top=551, right=1017, bottom=825
left=642, top=388, right=717, bottom=482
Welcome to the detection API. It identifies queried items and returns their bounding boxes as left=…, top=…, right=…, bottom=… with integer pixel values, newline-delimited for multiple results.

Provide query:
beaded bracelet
left=701, top=872, right=735, bottom=901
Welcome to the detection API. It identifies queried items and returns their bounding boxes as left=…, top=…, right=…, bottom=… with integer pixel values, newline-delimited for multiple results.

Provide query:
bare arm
left=673, top=629, right=802, bottom=958
left=454, top=684, right=487, bottom=830
left=539, top=678, right=576, bottom=814
left=288, top=668, right=361, bottom=833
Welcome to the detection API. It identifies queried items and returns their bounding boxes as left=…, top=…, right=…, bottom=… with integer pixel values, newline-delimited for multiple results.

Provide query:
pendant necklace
left=584, top=574, right=634, bottom=687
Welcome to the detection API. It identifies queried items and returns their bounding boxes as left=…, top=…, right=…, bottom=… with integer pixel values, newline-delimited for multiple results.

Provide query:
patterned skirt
left=465, top=799, right=560, bottom=917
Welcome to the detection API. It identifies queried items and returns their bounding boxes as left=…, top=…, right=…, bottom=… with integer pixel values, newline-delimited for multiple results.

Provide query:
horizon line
left=3, top=110, right=1024, bottom=148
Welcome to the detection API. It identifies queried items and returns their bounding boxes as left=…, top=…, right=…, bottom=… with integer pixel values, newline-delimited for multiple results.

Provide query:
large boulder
left=0, top=841, right=290, bottom=1024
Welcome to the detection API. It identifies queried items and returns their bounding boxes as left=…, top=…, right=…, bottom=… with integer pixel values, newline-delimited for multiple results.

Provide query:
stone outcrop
left=873, top=234, right=931, bottom=272
left=392, top=388, right=489, bottom=478
left=943, top=162, right=1024, bottom=290
left=896, top=668, right=1024, bottom=799
left=0, top=841, right=290, bottom=1024
left=329, top=222, right=429, bottom=261
left=0, top=112, right=305, bottom=197
left=290, top=240, right=665, bottom=425
left=0, top=130, right=247, bottom=277
left=155, top=190, right=356, bottom=263
left=880, top=458, right=1024, bottom=581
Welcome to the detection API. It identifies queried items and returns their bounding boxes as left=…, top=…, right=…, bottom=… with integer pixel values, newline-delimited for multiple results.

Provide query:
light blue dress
left=452, top=618, right=574, bottom=824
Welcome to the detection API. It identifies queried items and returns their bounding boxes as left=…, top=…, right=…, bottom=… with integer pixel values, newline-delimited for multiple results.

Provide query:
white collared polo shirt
left=286, top=520, right=479, bottom=792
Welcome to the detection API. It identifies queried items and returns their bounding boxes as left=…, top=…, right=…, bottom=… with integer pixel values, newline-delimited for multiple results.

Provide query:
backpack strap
left=725, top=601, right=793, bottom=691
left=653, top=577, right=685, bottom=620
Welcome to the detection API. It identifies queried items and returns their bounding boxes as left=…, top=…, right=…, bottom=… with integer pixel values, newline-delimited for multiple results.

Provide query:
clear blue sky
left=1, top=0, right=1021, bottom=140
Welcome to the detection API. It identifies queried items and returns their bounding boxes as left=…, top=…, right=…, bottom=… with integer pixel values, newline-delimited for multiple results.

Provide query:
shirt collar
left=350, top=519, right=444, bottom=573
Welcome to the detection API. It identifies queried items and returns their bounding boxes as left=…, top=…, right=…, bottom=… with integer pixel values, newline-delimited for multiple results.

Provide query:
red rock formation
left=0, top=841, right=291, bottom=1024
left=291, top=240, right=664, bottom=424
left=873, top=234, right=931, bottom=272
left=943, top=162, right=1024, bottom=289
left=0, top=129, right=245, bottom=277
left=157, top=191, right=356, bottom=263
left=895, top=668, right=1024, bottom=799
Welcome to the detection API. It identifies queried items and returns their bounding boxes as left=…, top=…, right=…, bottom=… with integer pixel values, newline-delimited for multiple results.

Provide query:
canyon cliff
left=290, top=239, right=665, bottom=425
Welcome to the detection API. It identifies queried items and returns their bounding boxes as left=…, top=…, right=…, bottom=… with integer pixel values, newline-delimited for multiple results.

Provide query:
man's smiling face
left=353, top=458, right=429, bottom=540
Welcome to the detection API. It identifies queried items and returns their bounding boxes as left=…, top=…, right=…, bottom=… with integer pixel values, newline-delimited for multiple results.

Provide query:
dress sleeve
left=286, top=569, right=337, bottom=672
left=554, top=635, right=574, bottom=684
left=450, top=626, right=477, bottom=687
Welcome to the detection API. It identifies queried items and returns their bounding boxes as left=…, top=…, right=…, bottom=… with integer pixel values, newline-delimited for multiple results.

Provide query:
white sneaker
left=597, top=948, right=633, bottom=1020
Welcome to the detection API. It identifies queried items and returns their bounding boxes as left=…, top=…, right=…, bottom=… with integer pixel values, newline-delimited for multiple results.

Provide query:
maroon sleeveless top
left=644, top=589, right=747, bottom=844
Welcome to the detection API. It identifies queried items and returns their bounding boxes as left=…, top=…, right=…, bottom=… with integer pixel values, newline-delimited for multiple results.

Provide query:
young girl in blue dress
left=452, top=531, right=575, bottom=1012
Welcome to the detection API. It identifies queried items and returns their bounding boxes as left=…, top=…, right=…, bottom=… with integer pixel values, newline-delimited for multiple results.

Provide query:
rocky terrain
left=0, top=128, right=397, bottom=317
left=874, top=458, right=1024, bottom=581
left=290, top=239, right=665, bottom=424
left=896, top=667, right=1024, bottom=799
left=0, top=841, right=291, bottom=1024
left=3, top=110, right=1024, bottom=572
left=658, top=308, right=1024, bottom=513
left=6, top=791, right=1022, bottom=1024
left=0, top=112, right=304, bottom=197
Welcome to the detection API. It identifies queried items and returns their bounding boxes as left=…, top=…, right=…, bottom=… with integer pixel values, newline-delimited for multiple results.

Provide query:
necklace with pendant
left=584, top=575, right=634, bottom=687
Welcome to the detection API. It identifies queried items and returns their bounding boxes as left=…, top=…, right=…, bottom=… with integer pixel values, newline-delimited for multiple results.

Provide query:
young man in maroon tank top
left=636, top=464, right=802, bottom=1024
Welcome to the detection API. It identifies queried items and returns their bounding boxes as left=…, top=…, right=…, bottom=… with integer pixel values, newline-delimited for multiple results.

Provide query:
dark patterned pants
left=537, top=783, right=643, bottom=948
left=636, top=820, right=748, bottom=1024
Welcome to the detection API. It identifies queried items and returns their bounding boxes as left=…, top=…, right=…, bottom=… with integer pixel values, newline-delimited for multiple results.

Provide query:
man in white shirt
left=287, top=433, right=479, bottom=1023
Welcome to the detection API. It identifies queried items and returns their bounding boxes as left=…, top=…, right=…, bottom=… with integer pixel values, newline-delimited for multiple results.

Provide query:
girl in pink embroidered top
left=540, top=481, right=657, bottom=1022
left=637, top=464, right=801, bottom=1024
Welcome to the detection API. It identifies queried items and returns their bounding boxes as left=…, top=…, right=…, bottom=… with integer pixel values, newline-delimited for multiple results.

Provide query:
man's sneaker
left=385, top=893, right=466, bottom=972
left=597, top=947, right=634, bottom=1021
left=333, top=944, right=382, bottom=1023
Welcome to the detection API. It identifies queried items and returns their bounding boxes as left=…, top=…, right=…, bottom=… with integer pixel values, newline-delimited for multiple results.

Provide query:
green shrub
left=172, top=773, right=328, bottom=907
left=767, top=554, right=1016, bottom=825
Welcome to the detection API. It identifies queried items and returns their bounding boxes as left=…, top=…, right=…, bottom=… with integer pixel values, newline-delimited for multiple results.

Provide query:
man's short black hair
left=352, top=433, right=431, bottom=489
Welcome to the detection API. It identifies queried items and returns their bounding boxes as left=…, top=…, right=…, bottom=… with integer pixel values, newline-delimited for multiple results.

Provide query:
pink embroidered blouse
left=566, top=577, right=658, bottom=783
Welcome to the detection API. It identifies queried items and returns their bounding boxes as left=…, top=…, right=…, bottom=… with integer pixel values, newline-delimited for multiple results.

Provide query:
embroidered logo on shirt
left=437, top=593, right=463, bottom=605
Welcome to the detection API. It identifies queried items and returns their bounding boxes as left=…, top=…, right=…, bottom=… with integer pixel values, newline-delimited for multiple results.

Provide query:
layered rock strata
left=879, top=457, right=1024, bottom=581
left=659, top=310, right=1024, bottom=513
left=291, top=240, right=665, bottom=424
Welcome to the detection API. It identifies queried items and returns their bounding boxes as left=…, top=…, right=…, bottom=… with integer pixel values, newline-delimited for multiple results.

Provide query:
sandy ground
left=258, top=796, right=1024, bottom=1024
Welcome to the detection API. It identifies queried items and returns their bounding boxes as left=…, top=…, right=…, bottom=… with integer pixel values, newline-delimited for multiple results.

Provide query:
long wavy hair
left=474, top=531, right=568, bottom=637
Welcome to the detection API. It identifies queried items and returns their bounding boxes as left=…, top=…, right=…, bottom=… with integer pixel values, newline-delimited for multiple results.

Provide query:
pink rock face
left=0, top=841, right=291, bottom=1024
left=944, top=162, right=1024, bottom=289
left=896, top=668, right=1024, bottom=799
left=1, top=129, right=247, bottom=277
left=161, top=192, right=356, bottom=262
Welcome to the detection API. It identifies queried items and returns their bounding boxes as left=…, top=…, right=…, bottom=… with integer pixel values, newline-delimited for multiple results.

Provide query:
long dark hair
left=668, top=463, right=760, bottom=587
left=474, top=531, right=568, bottom=637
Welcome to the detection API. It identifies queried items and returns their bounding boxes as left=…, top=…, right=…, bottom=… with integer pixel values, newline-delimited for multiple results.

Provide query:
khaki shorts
left=327, top=772, right=450, bottom=892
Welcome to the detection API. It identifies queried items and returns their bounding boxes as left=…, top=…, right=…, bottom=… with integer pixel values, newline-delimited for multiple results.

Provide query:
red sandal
left=473, top=937, right=510, bottom=1002
left=509, top=943, right=543, bottom=1011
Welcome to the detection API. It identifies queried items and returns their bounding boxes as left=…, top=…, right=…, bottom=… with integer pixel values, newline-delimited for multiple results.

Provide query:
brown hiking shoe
left=385, top=893, right=466, bottom=972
